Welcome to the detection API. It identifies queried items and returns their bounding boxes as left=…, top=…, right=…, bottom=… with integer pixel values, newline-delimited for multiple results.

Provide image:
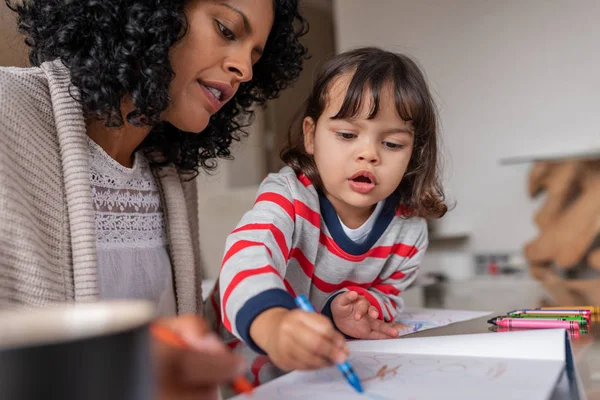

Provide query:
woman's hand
left=331, top=291, right=398, bottom=339
left=152, top=314, right=246, bottom=400
left=249, top=308, right=348, bottom=371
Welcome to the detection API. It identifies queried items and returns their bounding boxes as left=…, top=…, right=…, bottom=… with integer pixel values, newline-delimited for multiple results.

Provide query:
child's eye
left=336, top=132, right=356, bottom=140
left=216, top=21, right=236, bottom=40
left=383, top=141, right=404, bottom=150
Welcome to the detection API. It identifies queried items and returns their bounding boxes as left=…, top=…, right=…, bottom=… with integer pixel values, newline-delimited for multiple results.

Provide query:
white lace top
left=88, top=138, right=177, bottom=316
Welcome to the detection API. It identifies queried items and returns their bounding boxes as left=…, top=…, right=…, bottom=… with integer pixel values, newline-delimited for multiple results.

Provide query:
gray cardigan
left=0, top=60, right=203, bottom=314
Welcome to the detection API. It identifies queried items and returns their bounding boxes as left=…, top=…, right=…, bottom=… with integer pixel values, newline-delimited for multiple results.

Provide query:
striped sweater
left=217, top=166, right=428, bottom=352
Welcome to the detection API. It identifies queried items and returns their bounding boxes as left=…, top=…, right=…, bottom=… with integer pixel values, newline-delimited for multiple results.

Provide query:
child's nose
left=357, top=144, right=380, bottom=164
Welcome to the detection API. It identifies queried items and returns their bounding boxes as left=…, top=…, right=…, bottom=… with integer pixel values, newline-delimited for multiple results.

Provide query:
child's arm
left=324, top=219, right=428, bottom=337
left=219, top=173, right=297, bottom=344
left=219, top=173, right=347, bottom=369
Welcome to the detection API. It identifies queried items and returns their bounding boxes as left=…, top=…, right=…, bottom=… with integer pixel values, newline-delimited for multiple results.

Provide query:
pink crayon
left=488, top=317, right=579, bottom=330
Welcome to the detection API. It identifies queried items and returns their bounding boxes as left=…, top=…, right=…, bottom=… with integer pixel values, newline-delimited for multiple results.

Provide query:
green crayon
left=504, top=313, right=588, bottom=325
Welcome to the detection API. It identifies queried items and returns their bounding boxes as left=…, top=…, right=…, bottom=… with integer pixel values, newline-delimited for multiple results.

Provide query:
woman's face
left=163, top=0, right=274, bottom=132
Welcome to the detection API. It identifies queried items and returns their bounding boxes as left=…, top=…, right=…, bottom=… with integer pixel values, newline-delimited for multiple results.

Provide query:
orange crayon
left=150, top=324, right=253, bottom=395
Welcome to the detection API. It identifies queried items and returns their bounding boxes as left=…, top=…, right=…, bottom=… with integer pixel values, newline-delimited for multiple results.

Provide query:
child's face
left=303, top=73, right=414, bottom=222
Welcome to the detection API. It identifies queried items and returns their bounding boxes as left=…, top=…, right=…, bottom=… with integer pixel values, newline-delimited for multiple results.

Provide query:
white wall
left=333, top=0, right=600, bottom=254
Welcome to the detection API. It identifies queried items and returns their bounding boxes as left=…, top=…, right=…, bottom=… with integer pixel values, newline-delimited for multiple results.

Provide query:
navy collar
left=319, top=193, right=397, bottom=255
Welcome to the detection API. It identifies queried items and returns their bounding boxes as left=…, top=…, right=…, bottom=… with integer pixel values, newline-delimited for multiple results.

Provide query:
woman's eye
left=383, top=141, right=404, bottom=150
left=336, top=132, right=356, bottom=140
left=217, top=21, right=236, bottom=40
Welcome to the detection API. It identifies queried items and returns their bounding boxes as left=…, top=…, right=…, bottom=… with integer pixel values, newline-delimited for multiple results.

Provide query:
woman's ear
left=302, top=117, right=316, bottom=154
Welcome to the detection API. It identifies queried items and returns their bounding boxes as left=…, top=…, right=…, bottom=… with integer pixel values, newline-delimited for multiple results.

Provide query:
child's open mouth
left=348, top=171, right=376, bottom=194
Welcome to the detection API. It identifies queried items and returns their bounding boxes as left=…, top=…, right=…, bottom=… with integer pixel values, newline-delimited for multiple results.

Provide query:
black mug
left=0, top=300, right=155, bottom=400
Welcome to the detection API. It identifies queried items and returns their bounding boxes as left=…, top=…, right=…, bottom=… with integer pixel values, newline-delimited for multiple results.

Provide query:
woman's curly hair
left=6, top=0, right=309, bottom=176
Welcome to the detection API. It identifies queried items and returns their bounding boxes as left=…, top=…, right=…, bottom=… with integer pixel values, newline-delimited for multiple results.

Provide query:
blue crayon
left=294, top=294, right=364, bottom=393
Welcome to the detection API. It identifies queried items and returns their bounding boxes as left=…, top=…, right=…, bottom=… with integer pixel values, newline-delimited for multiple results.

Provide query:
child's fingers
left=368, top=305, right=379, bottom=319
left=367, top=318, right=399, bottom=339
left=335, top=290, right=358, bottom=307
left=296, top=313, right=348, bottom=363
left=288, top=333, right=335, bottom=370
left=353, top=297, right=370, bottom=320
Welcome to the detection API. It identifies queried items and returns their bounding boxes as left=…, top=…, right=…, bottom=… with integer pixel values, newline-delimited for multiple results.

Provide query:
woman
left=0, top=0, right=307, bottom=398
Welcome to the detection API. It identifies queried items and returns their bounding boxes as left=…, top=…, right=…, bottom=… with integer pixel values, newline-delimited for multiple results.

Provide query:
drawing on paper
left=231, top=330, right=566, bottom=400
left=362, top=364, right=401, bottom=383
left=271, top=352, right=508, bottom=400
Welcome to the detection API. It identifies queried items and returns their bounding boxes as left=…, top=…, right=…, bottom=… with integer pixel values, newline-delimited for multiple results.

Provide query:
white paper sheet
left=231, top=330, right=568, bottom=400
left=349, top=329, right=567, bottom=361
left=395, top=307, right=492, bottom=336
left=235, top=353, right=563, bottom=400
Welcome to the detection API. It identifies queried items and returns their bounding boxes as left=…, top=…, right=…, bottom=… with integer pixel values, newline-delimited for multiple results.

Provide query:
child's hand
left=331, top=291, right=399, bottom=339
left=250, top=308, right=349, bottom=371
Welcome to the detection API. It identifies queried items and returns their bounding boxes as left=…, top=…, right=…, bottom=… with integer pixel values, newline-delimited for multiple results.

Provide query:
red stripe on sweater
left=222, top=240, right=273, bottom=268
left=222, top=265, right=281, bottom=332
left=368, top=243, right=419, bottom=259
left=290, top=248, right=387, bottom=293
left=294, top=200, right=321, bottom=227
left=319, top=232, right=351, bottom=259
left=382, top=301, right=393, bottom=321
left=393, top=243, right=419, bottom=258
left=395, top=204, right=412, bottom=216
left=289, top=248, right=315, bottom=278
left=232, top=224, right=289, bottom=260
left=372, top=284, right=401, bottom=296
left=312, top=275, right=372, bottom=293
left=255, top=192, right=295, bottom=221
left=319, top=232, right=418, bottom=261
left=347, top=286, right=384, bottom=321
left=298, top=174, right=312, bottom=187
left=388, top=271, right=407, bottom=280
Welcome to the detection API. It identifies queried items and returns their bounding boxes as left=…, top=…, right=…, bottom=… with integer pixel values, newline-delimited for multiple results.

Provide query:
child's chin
left=345, top=195, right=380, bottom=209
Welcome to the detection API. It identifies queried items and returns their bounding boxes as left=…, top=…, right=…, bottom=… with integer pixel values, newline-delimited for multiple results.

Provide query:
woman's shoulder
left=0, top=65, right=51, bottom=120
left=0, top=64, right=47, bottom=94
left=0, top=65, right=61, bottom=169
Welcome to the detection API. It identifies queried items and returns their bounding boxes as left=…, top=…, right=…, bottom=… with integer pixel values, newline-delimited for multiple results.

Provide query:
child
left=215, top=47, right=446, bottom=372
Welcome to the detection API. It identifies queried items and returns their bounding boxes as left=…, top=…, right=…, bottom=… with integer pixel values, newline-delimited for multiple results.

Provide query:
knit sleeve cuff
left=235, top=288, right=296, bottom=354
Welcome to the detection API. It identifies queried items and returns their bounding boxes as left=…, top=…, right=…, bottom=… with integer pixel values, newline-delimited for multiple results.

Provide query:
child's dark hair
left=281, top=47, right=447, bottom=219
